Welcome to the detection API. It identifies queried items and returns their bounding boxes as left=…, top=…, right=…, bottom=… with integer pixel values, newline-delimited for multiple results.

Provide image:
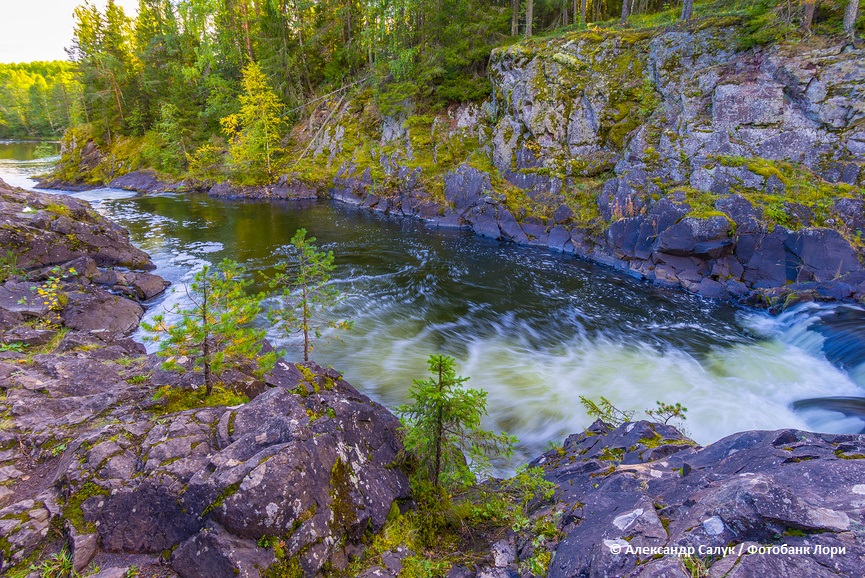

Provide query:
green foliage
left=30, top=266, right=77, bottom=328
left=187, top=142, right=226, bottom=181
left=636, top=77, right=662, bottom=117
left=397, top=354, right=516, bottom=488
left=142, top=259, right=277, bottom=395
left=400, top=556, right=452, bottom=578
left=221, top=62, right=285, bottom=185
left=0, top=61, right=82, bottom=139
left=579, top=396, right=636, bottom=427
left=267, top=229, right=351, bottom=362
left=0, top=342, right=26, bottom=353
left=645, top=401, right=688, bottom=425
left=682, top=554, right=710, bottom=578
left=581, top=396, right=691, bottom=429
left=29, top=547, right=78, bottom=578
left=140, top=102, right=192, bottom=175
left=33, top=142, right=57, bottom=158
left=348, top=463, right=554, bottom=575
left=0, top=250, right=25, bottom=283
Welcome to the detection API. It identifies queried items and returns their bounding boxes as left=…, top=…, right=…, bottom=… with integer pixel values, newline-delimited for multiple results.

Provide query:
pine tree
left=221, top=61, right=285, bottom=184
left=143, top=259, right=277, bottom=395
left=397, top=355, right=517, bottom=488
left=268, top=228, right=351, bottom=362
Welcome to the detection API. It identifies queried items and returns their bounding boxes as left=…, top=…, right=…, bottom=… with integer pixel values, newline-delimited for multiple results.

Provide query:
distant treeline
left=0, top=62, right=84, bottom=139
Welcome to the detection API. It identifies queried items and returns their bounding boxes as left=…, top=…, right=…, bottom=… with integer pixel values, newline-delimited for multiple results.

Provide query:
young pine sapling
left=268, top=228, right=351, bottom=362
left=143, top=259, right=277, bottom=396
left=398, top=354, right=516, bottom=489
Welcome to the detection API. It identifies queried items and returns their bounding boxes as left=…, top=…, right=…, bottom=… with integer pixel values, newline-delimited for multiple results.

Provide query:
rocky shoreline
left=5, top=177, right=865, bottom=577
left=0, top=179, right=411, bottom=576
left=36, top=161, right=865, bottom=314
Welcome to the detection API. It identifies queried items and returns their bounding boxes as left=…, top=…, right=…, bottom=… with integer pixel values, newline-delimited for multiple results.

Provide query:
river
left=2, top=141, right=863, bottom=469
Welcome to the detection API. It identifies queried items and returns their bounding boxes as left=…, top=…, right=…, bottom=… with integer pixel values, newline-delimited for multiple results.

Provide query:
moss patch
left=202, top=482, right=241, bottom=516
left=148, top=385, right=248, bottom=416
left=64, top=481, right=109, bottom=533
left=714, top=155, right=864, bottom=240
left=329, top=457, right=357, bottom=530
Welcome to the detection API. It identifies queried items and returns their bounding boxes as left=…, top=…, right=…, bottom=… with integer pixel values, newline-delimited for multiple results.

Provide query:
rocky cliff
left=233, top=25, right=865, bottom=309
left=312, top=26, right=865, bottom=309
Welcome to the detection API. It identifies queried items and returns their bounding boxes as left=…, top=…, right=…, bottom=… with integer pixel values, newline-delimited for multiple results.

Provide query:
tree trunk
left=802, top=0, right=817, bottom=32
left=621, top=0, right=629, bottom=25
left=240, top=0, right=254, bottom=59
left=432, top=362, right=444, bottom=487
left=302, top=284, right=309, bottom=361
left=844, top=0, right=860, bottom=38
left=526, top=0, right=534, bottom=36
left=204, top=347, right=213, bottom=396
left=264, top=106, right=271, bottom=176
left=511, top=0, right=519, bottom=36
left=581, top=0, right=587, bottom=25
left=202, top=276, right=213, bottom=396
left=681, top=0, right=694, bottom=22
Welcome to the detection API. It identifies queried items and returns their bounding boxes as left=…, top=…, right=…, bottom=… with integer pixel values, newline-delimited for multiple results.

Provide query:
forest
left=3, top=0, right=862, bottom=165
left=0, top=61, right=83, bottom=139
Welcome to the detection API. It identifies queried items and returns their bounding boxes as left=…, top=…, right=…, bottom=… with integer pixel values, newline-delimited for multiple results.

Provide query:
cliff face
left=483, top=26, right=865, bottom=305
left=228, top=25, right=865, bottom=308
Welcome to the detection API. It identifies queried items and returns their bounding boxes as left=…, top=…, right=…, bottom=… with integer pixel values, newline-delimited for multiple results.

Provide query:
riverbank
left=39, top=159, right=865, bottom=313
left=41, top=22, right=865, bottom=311
left=0, top=178, right=412, bottom=576
left=2, top=180, right=864, bottom=577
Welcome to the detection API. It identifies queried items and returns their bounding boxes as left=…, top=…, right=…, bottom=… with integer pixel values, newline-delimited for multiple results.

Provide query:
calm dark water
left=2, top=142, right=862, bottom=469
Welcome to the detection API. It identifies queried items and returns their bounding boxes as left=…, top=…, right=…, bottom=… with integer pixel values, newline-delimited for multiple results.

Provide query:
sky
left=0, top=0, right=139, bottom=64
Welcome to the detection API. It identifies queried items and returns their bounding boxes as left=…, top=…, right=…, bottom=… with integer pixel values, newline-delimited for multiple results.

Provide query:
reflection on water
left=0, top=141, right=59, bottom=190
left=1, top=142, right=863, bottom=471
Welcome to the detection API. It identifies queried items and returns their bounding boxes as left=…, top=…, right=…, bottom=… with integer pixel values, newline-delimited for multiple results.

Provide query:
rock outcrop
left=445, top=420, right=865, bottom=578
left=282, top=27, right=865, bottom=309
left=534, top=421, right=865, bottom=578
left=0, top=344, right=411, bottom=576
left=0, top=181, right=155, bottom=272
left=0, top=182, right=411, bottom=577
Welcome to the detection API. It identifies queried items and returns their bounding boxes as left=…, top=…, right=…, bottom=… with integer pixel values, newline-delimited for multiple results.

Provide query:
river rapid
left=2, top=141, right=863, bottom=469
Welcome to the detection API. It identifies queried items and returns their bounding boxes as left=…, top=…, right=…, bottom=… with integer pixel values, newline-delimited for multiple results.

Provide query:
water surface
left=2, top=142, right=862, bottom=469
